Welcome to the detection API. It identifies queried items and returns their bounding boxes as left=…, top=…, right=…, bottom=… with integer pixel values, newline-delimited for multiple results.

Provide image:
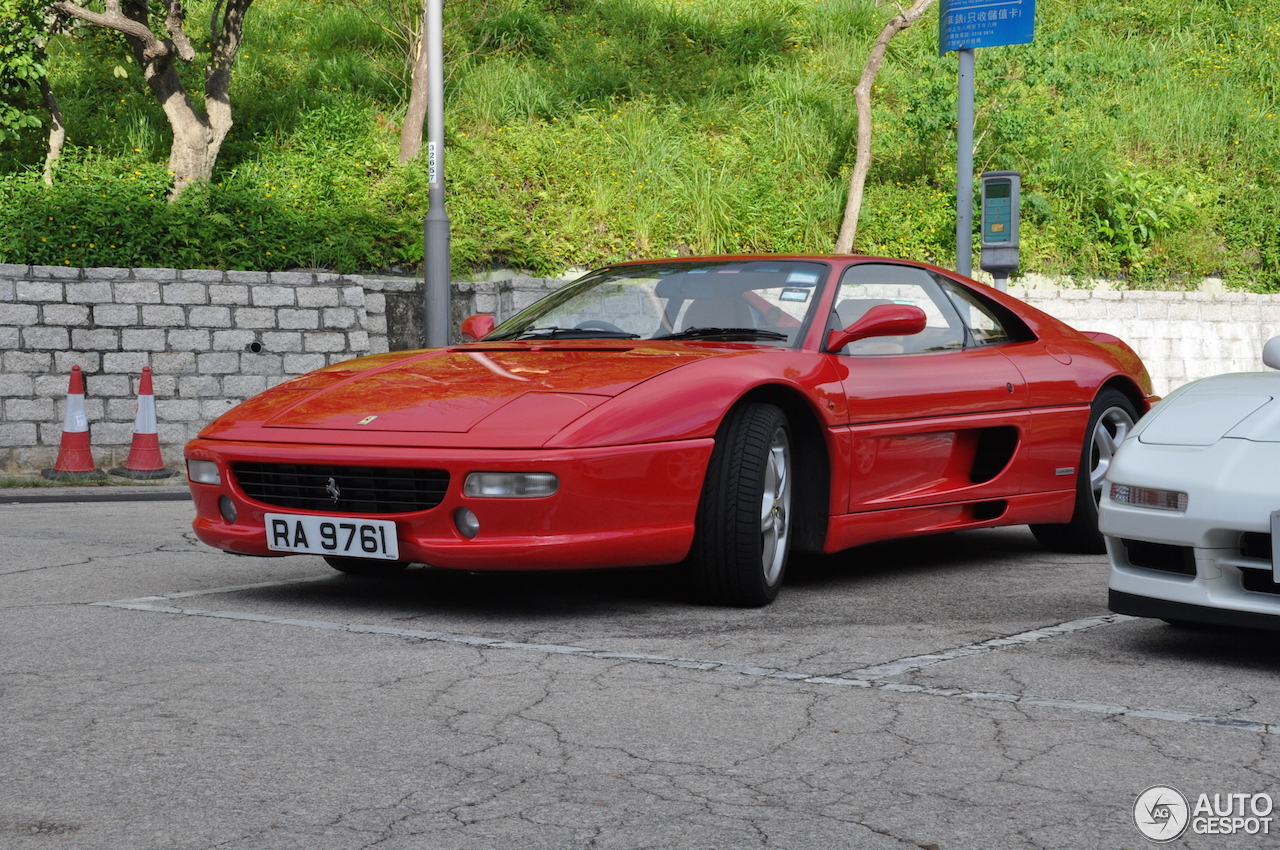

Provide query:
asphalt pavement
left=3, top=496, right=1278, bottom=849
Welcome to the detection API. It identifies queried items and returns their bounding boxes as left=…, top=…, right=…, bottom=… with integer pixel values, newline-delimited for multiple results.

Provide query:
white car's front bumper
left=1101, top=438, right=1280, bottom=630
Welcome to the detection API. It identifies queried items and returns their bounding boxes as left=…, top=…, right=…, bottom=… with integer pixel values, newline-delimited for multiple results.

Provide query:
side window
left=831, top=264, right=966, bottom=355
left=936, top=277, right=1031, bottom=347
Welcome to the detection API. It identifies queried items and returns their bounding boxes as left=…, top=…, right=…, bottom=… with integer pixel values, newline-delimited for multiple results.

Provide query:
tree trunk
left=398, top=3, right=429, bottom=164
left=834, top=0, right=936, bottom=254
left=39, top=76, right=65, bottom=187
left=51, top=0, right=253, bottom=199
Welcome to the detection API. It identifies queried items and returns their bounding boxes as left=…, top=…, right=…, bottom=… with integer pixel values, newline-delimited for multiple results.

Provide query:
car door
left=826, top=262, right=1030, bottom=512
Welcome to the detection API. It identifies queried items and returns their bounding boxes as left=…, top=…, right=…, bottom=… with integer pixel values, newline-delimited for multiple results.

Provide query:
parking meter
left=979, top=171, right=1020, bottom=291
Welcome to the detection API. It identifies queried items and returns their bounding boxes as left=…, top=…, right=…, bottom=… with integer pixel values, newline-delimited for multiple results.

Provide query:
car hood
left=1137, top=373, right=1280, bottom=446
left=198, top=342, right=730, bottom=446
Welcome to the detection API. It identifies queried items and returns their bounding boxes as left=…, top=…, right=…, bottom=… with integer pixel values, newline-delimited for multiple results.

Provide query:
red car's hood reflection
left=261, top=343, right=721, bottom=434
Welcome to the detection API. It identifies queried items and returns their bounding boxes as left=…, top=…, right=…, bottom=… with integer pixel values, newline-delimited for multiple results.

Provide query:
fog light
left=1109, top=483, right=1188, bottom=512
left=455, top=507, right=480, bottom=539
left=187, top=459, right=221, bottom=485
left=218, top=495, right=238, bottom=524
left=463, top=472, right=558, bottom=498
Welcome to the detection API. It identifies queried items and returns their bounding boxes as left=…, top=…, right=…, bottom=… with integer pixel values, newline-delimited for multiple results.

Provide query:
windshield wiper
left=491, top=326, right=641, bottom=341
left=656, top=327, right=790, bottom=342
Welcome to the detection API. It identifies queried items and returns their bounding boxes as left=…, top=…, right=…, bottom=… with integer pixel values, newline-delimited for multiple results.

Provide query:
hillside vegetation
left=1, top=0, right=1278, bottom=288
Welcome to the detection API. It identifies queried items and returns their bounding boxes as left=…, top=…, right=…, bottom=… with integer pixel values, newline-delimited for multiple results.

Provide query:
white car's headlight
left=1109, top=483, right=1188, bottom=512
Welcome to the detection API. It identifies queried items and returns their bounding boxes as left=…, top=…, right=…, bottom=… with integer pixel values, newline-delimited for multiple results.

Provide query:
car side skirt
left=1110, top=589, right=1280, bottom=632
left=823, top=490, right=1075, bottom=553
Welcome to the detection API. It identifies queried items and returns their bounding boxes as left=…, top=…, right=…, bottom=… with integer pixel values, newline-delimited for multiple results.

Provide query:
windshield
left=487, top=260, right=830, bottom=346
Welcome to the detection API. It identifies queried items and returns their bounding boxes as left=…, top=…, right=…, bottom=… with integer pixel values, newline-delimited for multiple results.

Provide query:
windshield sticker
left=786, top=271, right=819, bottom=285
left=779, top=288, right=810, bottom=303
left=717, top=268, right=741, bottom=274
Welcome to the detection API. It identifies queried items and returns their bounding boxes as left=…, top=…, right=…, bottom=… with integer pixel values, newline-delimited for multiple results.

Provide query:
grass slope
left=1, top=0, right=1278, bottom=288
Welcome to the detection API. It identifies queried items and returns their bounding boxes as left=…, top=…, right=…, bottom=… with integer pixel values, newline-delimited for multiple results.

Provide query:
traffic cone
left=111, top=367, right=178, bottom=479
left=42, top=365, right=105, bottom=480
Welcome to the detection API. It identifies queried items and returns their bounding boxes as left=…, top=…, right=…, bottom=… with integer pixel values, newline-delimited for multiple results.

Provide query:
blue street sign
left=939, top=0, right=1035, bottom=55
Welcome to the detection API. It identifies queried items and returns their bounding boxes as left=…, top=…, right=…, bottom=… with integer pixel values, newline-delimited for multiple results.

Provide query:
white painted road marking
left=93, top=579, right=1278, bottom=736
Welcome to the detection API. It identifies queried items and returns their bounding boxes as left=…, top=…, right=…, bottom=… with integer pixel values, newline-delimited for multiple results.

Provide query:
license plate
left=265, top=513, right=399, bottom=560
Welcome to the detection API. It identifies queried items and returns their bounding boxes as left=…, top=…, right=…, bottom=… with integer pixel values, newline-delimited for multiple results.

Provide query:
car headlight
left=1109, top=483, right=1188, bottom=512
left=187, top=459, right=221, bottom=486
left=463, top=472, right=559, bottom=498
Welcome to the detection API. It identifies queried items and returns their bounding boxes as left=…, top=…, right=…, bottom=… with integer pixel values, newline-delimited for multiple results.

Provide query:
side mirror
left=825, top=304, right=927, bottom=352
left=1264, top=337, right=1280, bottom=370
left=460, top=313, right=496, bottom=343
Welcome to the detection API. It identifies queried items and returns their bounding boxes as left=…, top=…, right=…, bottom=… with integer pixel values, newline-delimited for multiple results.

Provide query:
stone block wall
left=3, top=261, right=1279, bottom=473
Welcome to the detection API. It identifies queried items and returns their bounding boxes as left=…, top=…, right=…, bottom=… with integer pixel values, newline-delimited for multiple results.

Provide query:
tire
left=1031, top=388, right=1138, bottom=554
left=688, top=403, right=793, bottom=607
left=324, top=555, right=410, bottom=577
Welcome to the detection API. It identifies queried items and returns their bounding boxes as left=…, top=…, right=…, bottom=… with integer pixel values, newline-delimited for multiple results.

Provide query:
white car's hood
left=1138, top=373, right=1280, bottom=445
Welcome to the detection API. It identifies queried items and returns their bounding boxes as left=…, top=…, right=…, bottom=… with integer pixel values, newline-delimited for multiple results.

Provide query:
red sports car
left=185, top=256, right=1155, bottom=606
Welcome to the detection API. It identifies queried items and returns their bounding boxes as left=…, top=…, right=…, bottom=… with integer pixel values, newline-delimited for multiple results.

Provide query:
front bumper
left=186, top=437, right=713, bottom=571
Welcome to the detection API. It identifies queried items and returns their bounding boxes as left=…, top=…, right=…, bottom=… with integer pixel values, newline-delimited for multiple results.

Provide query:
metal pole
left=423, top=0, right=451, bottom=348
left=955, top=48, right=975, bottom=278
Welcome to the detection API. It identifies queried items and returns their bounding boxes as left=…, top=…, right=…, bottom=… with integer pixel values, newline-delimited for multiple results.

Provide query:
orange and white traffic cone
left=42, top=365, right=105, bottom=480
left=111, top=366, right=177, bottom=479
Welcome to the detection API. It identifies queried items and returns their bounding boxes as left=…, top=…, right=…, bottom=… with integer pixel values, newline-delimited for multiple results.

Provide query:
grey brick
left=141, top=305, right=186, bottom=327
left=250, top=285, right=296, bottom=307
left=102, top=351, right=149, bottom=374
left=0, top=263, right=30, bottom=279
left=348, top=331, right=369, bottom=351
left=151, top=352, right=197, bottom=375
left=0, top=374, right=35, bottom=396
left=212, top=330, right=260, bottom=351
left=6, top=398, right=55, bottom=421
left=168, top=329, right=212, bottom=351
left=226, top=270, right=269, bottom=285
left=149, top=374, right=176, bottom=397
left=341, top=285, right=366, bottom=308
left=106, top=397, right=140, bottom=421
left=0, top=278, right=14, bottom=300
left=238, top=352, right=284, bottom=375
left=297, top=286, right=340, bottom=308
left=94, top=304, right=140, bottom=326
left=278, top=308, right=319, bottom=330
left=201, top=398, right=239, bottom=420
left=42, top=303, right=92, bottom=326
left=16, top=281, right=63, bottom=302
left=363, top=293, right=387, bottom=314
left=93, top=422, right=134, bottom=446
left=72, top=328, right=120, bottom=350
left=83, top=266, right=131, bottom=281
left=161, top=282, right=209, bottom=305
left=180, top=268, right=225, bottom=283
left=64, top=281, right=114, bottom=303
left=178, top=375, right=223, bottom=397
left=234, top=307, right=277, bottom=329
left=157, top=398, right=201, bottom=422
left=322, top=306, right=358, bottom=329
left=52, top=352, right=101, bottom=374
left=326, top=353, right=357, bottom=366
left=21, top=327, right=70, bottom=350
left=196, top=352, right=241, bottom=374
left=4, top=351, right=52, bottom=372
left=32, top=264, right=81, bottom=280
left=0, top=304, right=39, bottom=325
left=157, top=423, right=188, bottom=444
left=284, top=353, right=327, bottom=374
left=209, top=284, right=250, bottom=305
left=121, top=329, right=168, bottom=351
left=113, top=280, right=163, bottom=304
left=189, top=306, right=232, bottom=328
left=261, top=331, right=303, bottom=353
left=86, top=374, right=131, bottom=397
left=0, top=327, right=16, bottom=349
left=270, top=271, right=314, bottom=288
left=365, top=313, right=387, bottom=335
left=0, top=423, right=39, bottom=447
left=303, top=332, right=347, bottom=353
left=223, top=375, right=269, bottom=398
left=132, top=267, right=180, bottom=282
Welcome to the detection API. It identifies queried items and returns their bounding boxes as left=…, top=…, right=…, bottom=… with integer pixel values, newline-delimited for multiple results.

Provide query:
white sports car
left=1103, top=338, right=1280, bottom=630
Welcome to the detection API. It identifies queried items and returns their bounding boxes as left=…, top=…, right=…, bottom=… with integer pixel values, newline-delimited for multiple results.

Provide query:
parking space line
left=838, top=613, right=1135, bottom=680
left=93, top=590, right=1278, bottom=736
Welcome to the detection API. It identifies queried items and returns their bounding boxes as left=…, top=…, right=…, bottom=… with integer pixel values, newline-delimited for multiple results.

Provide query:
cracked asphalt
left=3, top=498, right=1279, bottom=849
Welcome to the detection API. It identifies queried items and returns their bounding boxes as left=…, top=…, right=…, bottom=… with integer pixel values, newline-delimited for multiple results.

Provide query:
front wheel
left=688, top=403, right=793, bottom=607
left=324, top=556, right=410, bottom=577
left=1031, top=388, right=1138, bottom=554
